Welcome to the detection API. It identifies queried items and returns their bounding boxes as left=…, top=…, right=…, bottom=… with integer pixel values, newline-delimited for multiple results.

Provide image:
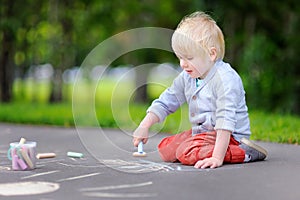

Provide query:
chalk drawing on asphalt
left=0, top=181, right=59, bottom=196
left=99, top=159, right=174, bottom=173
left=57, top=172, right=101, bottom=182
left=81, top=181, right=157, bottom=198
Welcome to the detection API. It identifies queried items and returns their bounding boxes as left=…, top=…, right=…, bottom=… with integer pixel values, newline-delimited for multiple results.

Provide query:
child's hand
left=132, top=112, right=159, bottom=147
left=194, top=157, right=223, bottom=169
left=132, top=126, right=149, bottom=147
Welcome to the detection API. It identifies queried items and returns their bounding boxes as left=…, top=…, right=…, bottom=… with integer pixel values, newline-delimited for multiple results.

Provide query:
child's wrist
left=139, top=122, right=151, bottom=129
left=139, top=112, right=158, bottom=128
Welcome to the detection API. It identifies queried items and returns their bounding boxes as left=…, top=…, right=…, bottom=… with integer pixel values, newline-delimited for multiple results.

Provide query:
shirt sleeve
left=147, top=72, right=187, bottom=122
left=214, top=70, right=244, bottom=132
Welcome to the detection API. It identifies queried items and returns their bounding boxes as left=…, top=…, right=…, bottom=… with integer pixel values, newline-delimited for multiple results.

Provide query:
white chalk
left=133, top=142, right=147, bottom=157
left=132, top=151, right=147, bottom=157
left=19, top=138, right=26, bottom=145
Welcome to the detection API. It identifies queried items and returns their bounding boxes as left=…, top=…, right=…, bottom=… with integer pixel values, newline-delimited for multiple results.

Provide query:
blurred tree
left=0, top=0, right=15, bottom=102
left=107, top=0, right=194, bottom=103
left=48, top=0, right=75, bottom=102
left=0, top=0, right=299, bottom=114
left=0, top=0, right=48, bottom=102
left=205, top=0, right=300, bottom=114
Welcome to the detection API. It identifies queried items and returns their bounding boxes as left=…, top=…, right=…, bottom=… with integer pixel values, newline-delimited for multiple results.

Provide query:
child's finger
left=141, top=138, right=148, bottom=144
left=133, top=138, right=140, bottom=147
left=133, top=138, right=148, bottom=147
left=194, top=160, right=203, bottom=168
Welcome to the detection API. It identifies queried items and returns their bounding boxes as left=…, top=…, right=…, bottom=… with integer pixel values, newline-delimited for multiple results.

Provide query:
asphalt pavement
left=0, top=123, right=300, bottom=200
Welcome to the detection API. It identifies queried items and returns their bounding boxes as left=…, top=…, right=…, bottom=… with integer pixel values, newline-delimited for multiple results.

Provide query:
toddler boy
left=133, top=11, right=267, bottom=169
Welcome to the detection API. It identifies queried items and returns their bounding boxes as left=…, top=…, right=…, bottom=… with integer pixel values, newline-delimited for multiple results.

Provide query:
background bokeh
left=0, top=0, right=299, bottom=144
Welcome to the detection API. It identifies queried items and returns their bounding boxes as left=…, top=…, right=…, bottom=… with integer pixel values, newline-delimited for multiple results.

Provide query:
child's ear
left=209, top=47, right=217, bottom=62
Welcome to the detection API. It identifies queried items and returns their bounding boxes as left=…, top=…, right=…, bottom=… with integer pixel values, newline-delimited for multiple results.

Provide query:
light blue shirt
left=147, top=60, right=251, bottom=142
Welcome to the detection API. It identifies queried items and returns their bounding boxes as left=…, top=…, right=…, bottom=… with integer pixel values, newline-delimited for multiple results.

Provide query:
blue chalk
left=133, top=141, right=147, bottom=157
left=138, top=141, right=144, bottom=153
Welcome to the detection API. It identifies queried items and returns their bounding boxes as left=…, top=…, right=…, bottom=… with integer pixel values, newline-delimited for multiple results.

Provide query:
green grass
left=0, top=102, right=74, bottom=127
left=0, top=102, right=299, bottom=144
left=0, top=78, right=299, bottom=145
left=249, top=110, right=300, bottom=144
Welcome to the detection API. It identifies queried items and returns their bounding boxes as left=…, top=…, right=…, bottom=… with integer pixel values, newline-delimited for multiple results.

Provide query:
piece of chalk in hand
left=133, top=142, right=147, bottom=157
left=67, top=151, right=83, bottom=158
left=137, top=141, right=143, bottom=153
left=36, top=153, right=56, bottom=159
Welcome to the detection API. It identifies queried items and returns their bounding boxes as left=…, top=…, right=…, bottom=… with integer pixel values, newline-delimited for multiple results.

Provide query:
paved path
left=0, top=123, right=300, bottom=200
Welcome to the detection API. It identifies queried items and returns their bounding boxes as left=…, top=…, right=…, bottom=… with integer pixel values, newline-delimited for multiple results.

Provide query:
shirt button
left=191, top=113, right=195, bottom=117
left=192, top=96, right=197, bottom=100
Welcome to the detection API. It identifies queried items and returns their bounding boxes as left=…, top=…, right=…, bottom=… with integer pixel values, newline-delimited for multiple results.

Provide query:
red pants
left=158, top=129, right=245, bottom=165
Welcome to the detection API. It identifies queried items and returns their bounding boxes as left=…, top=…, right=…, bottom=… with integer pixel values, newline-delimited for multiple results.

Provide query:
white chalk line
left=57, top=162, right=105, bottom=168
left=21, top=170, right=60, bottom=179
left=0, top=181, right=60, bottom=196
left=140, top=160, right=175, bottom=171
left=69, top=157, right=77, bottom=162
left=57, top=172, right=101, bottom=182
left=100, top=159, right=173, bottom=173
left=81, top=181, right=156, bottom=198
left=36, top=159, right=65, bottom=166
left=0, top=166, right=11, bottom=171
left=82, top=192, right=157, bottom=198
left=80, top=181, right=153, bottom=191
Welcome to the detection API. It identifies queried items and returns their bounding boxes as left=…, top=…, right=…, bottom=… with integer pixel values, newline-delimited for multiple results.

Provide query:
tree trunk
left=0, top=1, right=14, bottom=102
left=134, top=65, right=151, bottom=103
left=49, top=69, right=63, bottom=102
left=0, top=46, right=13, bottom=102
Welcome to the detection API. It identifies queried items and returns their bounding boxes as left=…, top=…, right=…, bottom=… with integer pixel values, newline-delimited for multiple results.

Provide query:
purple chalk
left=12, top=155, right=20, bottom=170
left=16, top=157, right=28, bottom=170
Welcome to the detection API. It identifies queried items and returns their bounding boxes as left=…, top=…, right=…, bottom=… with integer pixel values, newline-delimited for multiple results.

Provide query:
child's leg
left=175, top=131, right=245, bottom=165
left=224, top=137, right=246, bottom=163
left=158, top=129, right=192, bottom=162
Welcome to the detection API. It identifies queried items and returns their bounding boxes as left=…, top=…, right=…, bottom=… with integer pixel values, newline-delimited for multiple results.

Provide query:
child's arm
left=132, top=112, right=159, bottom=147
left=194, top=129, right=231, bottom=169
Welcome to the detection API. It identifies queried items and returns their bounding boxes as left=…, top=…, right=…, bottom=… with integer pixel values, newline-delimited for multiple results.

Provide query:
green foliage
left=250, top=111, right=300, bottom=144
left=0, top=102, right=74, bottom=127
left=1, top=1, right=299, bottom=113
left=13, top=78, right=51, bottom=103
left=240, top=34, right=280, bottom=110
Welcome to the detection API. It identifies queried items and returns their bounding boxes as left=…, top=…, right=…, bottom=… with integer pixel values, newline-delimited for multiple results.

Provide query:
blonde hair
left=172, top=11, right=225, bottom=60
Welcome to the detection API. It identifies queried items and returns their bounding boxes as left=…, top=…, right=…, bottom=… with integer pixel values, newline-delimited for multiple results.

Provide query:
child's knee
left=158, top=137, right=178, bottom=162
left=157, top=130, right=192, bottom=163
left=176, top=143, right=214, bottom=165
left=175, top=144, right=197, bottom=165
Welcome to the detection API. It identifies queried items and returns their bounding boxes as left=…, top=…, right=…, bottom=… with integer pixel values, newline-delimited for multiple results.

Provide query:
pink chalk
left=12, top=155, right=20, bottom=170
left=17, top=157, right=28, bottom=170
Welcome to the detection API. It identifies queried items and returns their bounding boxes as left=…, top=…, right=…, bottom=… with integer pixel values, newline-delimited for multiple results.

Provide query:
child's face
left=175, top=50, right=214, bottom=79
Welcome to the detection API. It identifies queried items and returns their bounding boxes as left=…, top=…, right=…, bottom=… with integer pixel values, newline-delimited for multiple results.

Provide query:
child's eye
left=186, top=57, right=193, bottom=60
